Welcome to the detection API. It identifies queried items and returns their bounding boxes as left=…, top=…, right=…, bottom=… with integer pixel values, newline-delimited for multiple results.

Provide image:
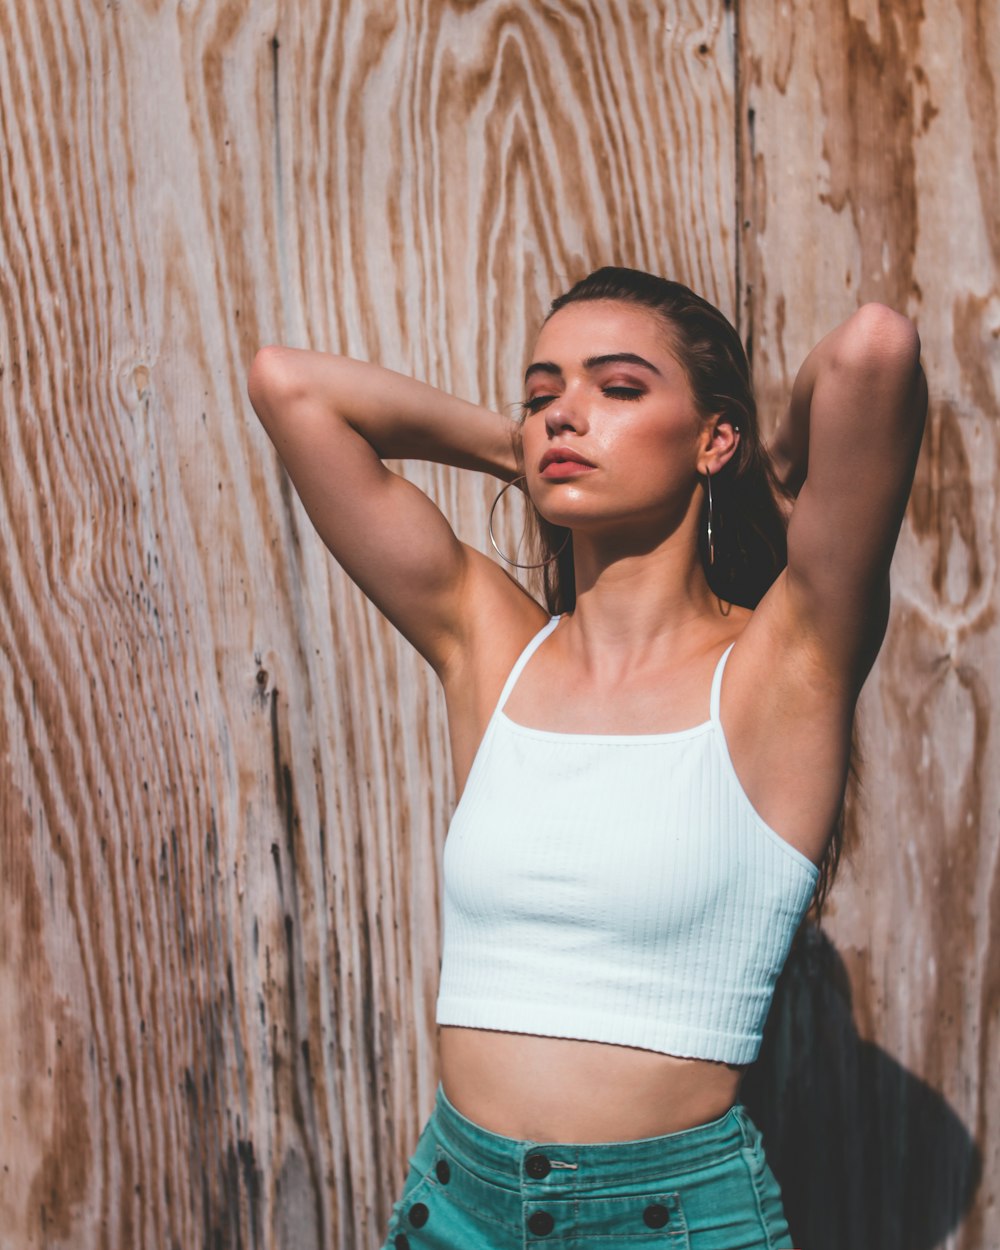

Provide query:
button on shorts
left=382, top=1081, right=795, bottom=1249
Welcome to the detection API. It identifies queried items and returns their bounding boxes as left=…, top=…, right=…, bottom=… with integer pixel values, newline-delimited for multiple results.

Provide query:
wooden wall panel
left=739, top=3, right=998, bottom=1248
left=0, top=2, right=736, bottom=1246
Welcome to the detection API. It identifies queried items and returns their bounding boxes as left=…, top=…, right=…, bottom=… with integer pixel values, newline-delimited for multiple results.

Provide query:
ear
left=697, top=414, right=741, bottom=476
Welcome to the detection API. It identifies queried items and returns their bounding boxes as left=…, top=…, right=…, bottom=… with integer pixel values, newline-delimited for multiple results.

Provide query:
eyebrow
left=523, top=352, right=663, bottom=384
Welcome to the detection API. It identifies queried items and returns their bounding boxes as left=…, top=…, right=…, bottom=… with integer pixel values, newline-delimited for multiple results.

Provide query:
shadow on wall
left=741, top=924, right=981, bottom=1250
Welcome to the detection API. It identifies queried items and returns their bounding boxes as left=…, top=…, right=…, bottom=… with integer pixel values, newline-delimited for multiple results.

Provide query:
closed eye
left=521, top=386, right=644, bottom=415
left=521, top=394, right=556, bottom=414
left=604, top=387, right=644, bottom=400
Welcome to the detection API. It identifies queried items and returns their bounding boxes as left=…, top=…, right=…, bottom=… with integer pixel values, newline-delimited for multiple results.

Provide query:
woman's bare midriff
left=438, top=1024, right=747, bottom=1144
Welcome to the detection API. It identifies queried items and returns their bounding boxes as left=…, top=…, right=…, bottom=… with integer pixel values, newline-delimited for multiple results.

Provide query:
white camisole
left=435, top=613, right=820, bottom=1065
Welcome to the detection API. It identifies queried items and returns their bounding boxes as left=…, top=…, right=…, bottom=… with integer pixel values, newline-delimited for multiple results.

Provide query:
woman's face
left=520, top=299, right=710, bottom=536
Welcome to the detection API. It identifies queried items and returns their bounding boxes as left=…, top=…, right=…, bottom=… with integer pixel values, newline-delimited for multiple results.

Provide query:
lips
left=540, top=460, right=596, bottom=479
left=539, top=447, right=596, bottom=471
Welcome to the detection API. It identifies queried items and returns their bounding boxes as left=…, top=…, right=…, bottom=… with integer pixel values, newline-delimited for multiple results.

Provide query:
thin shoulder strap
left=709, top=642, right=736, bottom=723
left=494, top=615, right=562, bottom=714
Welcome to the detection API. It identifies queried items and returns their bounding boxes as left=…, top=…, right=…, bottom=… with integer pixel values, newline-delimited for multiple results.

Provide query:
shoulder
left=438, top=541, right=551, bottom=706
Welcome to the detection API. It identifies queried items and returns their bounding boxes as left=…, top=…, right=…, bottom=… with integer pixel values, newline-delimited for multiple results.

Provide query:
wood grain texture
left=0, top=2, right=735, bottom=1246
left=738, top=2, right=997, bottom=1248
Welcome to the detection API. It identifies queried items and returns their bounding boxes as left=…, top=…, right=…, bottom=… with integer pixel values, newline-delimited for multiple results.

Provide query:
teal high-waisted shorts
left=382, top=1082, right=795, bottom=1249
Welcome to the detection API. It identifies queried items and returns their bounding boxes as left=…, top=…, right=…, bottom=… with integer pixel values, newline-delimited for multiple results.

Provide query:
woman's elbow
left=247, top=345, right=305, bottom=413
left=839, top=302, right=922, bottom=374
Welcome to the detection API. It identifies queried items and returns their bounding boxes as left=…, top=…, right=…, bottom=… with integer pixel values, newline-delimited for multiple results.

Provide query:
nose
left=544, top=390, right=586, bottom=435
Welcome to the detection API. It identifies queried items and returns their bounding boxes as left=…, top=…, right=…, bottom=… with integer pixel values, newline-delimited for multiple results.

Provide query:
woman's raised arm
left=246, top=347, right=521, bottom=675
left=767, top=302, right=928, bottom=687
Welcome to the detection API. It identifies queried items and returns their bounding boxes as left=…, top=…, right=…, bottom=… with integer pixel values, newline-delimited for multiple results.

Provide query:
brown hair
left=507, top=265, right=847, bottom=923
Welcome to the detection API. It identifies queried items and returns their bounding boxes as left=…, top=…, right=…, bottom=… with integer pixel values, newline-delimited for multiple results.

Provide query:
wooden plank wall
left=0, top=2, right=993, bottom=1248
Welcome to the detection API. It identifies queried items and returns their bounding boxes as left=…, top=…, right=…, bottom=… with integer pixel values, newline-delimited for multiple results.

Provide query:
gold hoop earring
left=488, top=475, right=571, bottom=569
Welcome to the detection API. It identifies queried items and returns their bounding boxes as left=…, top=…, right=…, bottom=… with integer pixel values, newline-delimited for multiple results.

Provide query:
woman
left=247, top=267, right=927, bottom=1249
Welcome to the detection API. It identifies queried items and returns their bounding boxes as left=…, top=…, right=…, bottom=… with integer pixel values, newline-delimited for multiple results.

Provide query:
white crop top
left=435, top=613, right=820, bottom=1065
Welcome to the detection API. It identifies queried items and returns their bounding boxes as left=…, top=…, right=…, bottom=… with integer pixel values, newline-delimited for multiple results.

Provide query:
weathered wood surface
left=0, top=3, right=738, bottom=1247
left=738, top=3, right=998, bottom=1248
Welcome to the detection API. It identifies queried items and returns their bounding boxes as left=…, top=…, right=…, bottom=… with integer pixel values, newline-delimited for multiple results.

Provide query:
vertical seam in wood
left=271, top=31, right=291, bottom=334
left=732, top=0, right=744, bottom=346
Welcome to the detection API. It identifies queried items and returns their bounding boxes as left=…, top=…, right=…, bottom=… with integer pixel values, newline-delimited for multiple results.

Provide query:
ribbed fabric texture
left=436, top=614, right=820, bottom=1065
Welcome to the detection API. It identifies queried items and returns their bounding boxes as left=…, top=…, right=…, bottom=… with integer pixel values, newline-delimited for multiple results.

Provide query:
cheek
left=603, top=419, right=695, bottom=483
